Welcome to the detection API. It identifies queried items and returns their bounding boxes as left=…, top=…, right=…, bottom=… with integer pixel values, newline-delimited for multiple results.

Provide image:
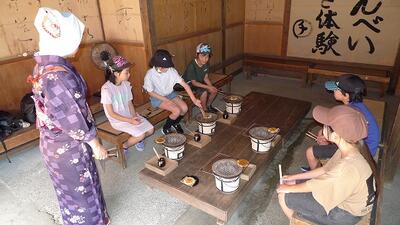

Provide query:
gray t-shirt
left=143, top=67, right=183, bottom=96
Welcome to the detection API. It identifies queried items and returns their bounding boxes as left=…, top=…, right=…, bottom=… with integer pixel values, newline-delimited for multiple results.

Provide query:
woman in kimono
left=30, top=8, right=109, bottom=225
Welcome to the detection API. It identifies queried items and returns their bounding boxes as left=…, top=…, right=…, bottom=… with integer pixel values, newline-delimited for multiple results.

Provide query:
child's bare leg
left=123, top=133, right=145, bottom=149
left=171, top=97, right=188, bottom=115
left=145, top=128, right=154, bottom=137
left=278, top=192, right=294, bottom=219
left=207, top=87, right=217, bottom=106
left=199, top=91, right=208, bottom=109
left=159, top=100, right=181, bottom=119
left=306, top=146, right=320, bottom=170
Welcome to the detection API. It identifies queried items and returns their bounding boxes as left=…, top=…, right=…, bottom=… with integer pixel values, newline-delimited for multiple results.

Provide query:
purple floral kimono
left=31, top=55, right=109, bottom=225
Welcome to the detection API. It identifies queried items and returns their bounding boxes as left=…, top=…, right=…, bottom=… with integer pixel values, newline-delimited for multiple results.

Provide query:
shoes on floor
left=135, top=140, right=145, bottom=152
left=172, top=123, right=184, bottom=134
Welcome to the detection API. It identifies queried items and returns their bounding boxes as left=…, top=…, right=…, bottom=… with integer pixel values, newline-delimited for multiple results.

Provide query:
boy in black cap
left=143, top=49, right=202, bottom=135
left=183, top=43, right=218, bottom=113
left=302, top=74, right=380, bottom=171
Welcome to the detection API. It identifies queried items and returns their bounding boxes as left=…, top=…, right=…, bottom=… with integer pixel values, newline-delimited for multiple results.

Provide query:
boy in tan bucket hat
left=277, top=105, right=377, bottom=225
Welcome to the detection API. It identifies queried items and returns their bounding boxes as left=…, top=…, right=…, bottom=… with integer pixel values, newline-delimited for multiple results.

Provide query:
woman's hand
left=92, top=144, right=108, bottom=160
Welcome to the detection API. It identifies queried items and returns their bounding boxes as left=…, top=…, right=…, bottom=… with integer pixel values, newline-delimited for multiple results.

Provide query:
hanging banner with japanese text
left=287, top=0, right=400, bottom=66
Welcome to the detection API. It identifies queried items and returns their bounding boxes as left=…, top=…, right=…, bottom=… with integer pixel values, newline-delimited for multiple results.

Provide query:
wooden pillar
left=383, top=99, right=400, bottom=182
left=281, top=0, right=291, bottom=57
left=221, top=0, right=226, bottom=74
left=139, top=0, right=157, bottom=62
left=391, top=43, right=400, bottom=95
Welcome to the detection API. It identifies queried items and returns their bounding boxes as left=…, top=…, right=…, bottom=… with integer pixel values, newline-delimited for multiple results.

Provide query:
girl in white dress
left=101, top=56, right=154, bottom=151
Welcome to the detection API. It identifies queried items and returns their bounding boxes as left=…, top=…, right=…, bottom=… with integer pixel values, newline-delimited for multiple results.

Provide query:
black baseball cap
left=150, top=49, right=174, bottom=68
left=325, top=74, right=366, bottom=94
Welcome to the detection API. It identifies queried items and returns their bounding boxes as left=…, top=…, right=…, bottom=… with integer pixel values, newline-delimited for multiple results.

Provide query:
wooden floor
left=139, top=92, right=311, bottom=224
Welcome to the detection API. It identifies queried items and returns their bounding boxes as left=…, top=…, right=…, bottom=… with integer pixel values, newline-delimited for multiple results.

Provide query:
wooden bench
left=0, top=126, right=39, bottom=161
left=87, top=95, right=103, bottom=115
left=307, top=68, right=390, bottom=97
left=0, top=99, right=110, bottom=161
left=290, top=211, right=371, bottom=225
left=96, top=102, right=170, bottom=168
left=243, top=57, right=309, bottom=87
left=208, top=73, right=233, bottom=92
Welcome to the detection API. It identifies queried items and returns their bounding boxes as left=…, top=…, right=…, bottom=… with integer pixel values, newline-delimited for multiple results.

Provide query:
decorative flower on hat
left=112, top=56, right=130, bottom=69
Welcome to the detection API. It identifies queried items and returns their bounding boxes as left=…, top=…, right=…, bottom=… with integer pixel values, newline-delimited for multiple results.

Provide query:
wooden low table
left=139, top=92, right=311, bottom=224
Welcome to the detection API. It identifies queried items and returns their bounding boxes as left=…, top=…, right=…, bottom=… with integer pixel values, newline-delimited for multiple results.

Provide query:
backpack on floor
left=20, top=92, right=36, bottom=123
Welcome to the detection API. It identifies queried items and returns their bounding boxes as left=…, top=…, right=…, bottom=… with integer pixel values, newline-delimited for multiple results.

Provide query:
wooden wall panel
left=99, top=0, right=144, bottom=42
left=244, top=24, right=283, bottom=56
left=153, top=0, right=222, bottom=40
left=112, top=42, right=149, bottom=106
left=0, top=58, right=35, bottom=113
left=245, top=0, right=285, bottom=23
left=225, top=0, right=245, bottom=26
left=226, top=25, right=244, bottom=59
left=0, top=0, right=104, bottom=59
left=0, top=45, right=104, bottom=113
left=158, top=31, right=223, bottom=74
left=384, top=102, right=400, bottom=181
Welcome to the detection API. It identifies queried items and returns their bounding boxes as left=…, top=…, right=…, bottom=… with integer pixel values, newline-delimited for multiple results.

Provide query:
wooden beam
left=0, top=42, right=93, bottom=65
left=308, top=68, right=390, bottom=83
left=140, top=0, right=157, bottom=61
left=108, top=40, right=145, bottom=47
left=225, top=22, right=244, bottom=29
left=210, top=54, right=244, bottom=73
left=96, top=0, right=106, bottom=41
left=245, top=21, right=283, bottom=26
left=222, top=0, right=226, bottom=74
left=156, top=28, right=221, bottom=46
left=229, top=68, right=243, bottom=76
left=244, top=53, right=393, bottom=72
left=281, top=0, right=292, bottom=56
left=0, top=55, right=32, bottom=65
left=390, top=42, right=400, bottom=95
left=384, top=98, right=400, bottom=182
